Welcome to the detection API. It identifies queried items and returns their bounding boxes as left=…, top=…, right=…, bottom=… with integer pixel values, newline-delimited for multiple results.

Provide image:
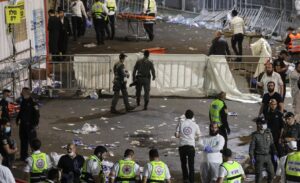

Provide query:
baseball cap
left=119, top=53, right=127, bottom=59
left=284, top=112, right=295, bottom=119
left=288, top=141, right=298, bottom=150
left=220, top=148, right=232, bottom=157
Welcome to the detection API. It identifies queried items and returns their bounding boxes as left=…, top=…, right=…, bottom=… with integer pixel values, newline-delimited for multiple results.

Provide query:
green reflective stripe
left=286, top=152, right=300, bottom=180
left=149, top=161, right=166, bottom=181
left=81, top=155, right=103, bottom=181
left=31, top=153, right=48, bottom=173
left=222, top=161, right=242, bottom=183
left=117, top=159, right=136, bottom=179
left=209, top=99, right=224, bottom=125
left=92, top=2, right=104, bottom=18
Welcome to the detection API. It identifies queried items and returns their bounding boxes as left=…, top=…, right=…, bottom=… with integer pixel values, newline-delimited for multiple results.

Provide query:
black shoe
left=143, top=106, right=147, bottom=110
left=111, top=108, right=121, bottom=114
left=126, top=106, right=135, bottom=112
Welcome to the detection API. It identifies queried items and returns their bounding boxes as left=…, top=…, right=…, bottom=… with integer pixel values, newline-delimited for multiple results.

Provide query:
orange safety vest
left=288, top=33, right=300, bottom=53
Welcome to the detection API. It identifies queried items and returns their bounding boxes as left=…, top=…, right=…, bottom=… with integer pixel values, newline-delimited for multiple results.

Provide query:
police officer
left=104, top=0, right=117, bottom=40
left=0, top=89, right=11, bottom=122
left=24, top=138, right=52, bottom=183
left=249, top=118, right=277, bottom=183
left=111, top=53, right=135, bottom=114
left=142, top=149, right=171, bottom=183
left=109, top=149, right=140, bottom=183
left=92, top=0, right=108, bottom=45
left=143, top=0, right=157, bottom=41
left=209, top=91, right=231, bottom=149
left=282, top=143, right=300, bottom=182
left=16, top=87, right=40, bottom=161
left=0, top=120, right=17, bottom=169
left=132, top=50, right=156, bottom=110
left=216, top=148, right=245, bottom=183
left=81, top=145, right=108, bottom=183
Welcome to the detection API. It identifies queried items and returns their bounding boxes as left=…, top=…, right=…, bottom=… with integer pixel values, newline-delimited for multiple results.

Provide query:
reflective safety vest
left=209, top=99, right=225, bottom=126
left=148, top=161, right=166, bottom=182
left=116, top=159, right=136, bottom=182
left=107, top=0, right=116, bottom=12
left=81, top=155, right=105, bottom=183
left=221, top=161, right=242, bottom=183
left=30, top=152, right=48, bottom=183
left=285, top=151, right=300, bottom=182
left=288, top=33, right=300, bottom=53
left=147, top=0, right=156, bottom=13
left=92, top=2, right=104, bottom=19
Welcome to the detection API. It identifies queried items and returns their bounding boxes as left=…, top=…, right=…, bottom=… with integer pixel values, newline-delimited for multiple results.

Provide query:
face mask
left=262, top=124, right=267, bottom=130
left=5, top=97, right=13, bottom=103
left=68, top=152, right=75, bottom=157
left=4, top=127, right=11, bottom=133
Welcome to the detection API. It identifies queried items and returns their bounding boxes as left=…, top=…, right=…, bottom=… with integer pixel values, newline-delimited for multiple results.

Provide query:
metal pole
left=29, top=40, right=33, bottom=89
left=182, top=0, right=185, bottom=11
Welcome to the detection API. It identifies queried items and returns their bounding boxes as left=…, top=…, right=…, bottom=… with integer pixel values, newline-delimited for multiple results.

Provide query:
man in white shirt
left=70, top=0, right=88, bottom=41
left=143, top=0, right=157, bottom=41
left=290, top=62, right=300, bottom=107
left=104, top=0, right=117, bottom=40
left=175, top=110, right=200, bottom=183
left=0, top=154, right=15, bottom=183
left=230, top=10, right=245, bottom=62
left=199, top=123, right=225, bottom=183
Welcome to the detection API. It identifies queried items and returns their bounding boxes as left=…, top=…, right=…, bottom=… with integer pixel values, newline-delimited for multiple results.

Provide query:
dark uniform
left=16, top=97, right=40, bottom=161
left=0, top=98, right=10, bottom=122
left=0, top=132, right=15, bottom=169
left=281, top=123, right=300, bottom=156
left=132, top=57, right=156, bottom=110
left=249, top=129, right=276, bottom=183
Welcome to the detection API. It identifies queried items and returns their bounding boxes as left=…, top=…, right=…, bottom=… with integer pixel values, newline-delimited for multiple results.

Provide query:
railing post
left=181, top=0, right=185, bottom=11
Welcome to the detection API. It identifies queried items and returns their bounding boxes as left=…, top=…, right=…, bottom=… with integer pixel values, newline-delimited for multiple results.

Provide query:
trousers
left=179, top=145, right=195, bottom=183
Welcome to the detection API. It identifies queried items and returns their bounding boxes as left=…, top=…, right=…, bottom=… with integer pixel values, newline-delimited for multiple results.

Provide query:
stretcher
left=117, top=13, right=156, bottom=41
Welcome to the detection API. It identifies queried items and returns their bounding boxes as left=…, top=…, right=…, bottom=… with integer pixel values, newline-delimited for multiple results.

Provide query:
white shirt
left=111, top=158, right=140, bottom=181
left=176, top=119, right=201, bottom=147
left=276, top=154, right=299, bottom=183
left=260, top=72, right=284, bottom=94
left=230, top=16, right=245, bottom=34
left=86, top=157, right=102, bottom=176
left=24, top=150, right=52, bottom=173
left=199, top=134, right=225, bottom=163
left=0, top=164, right=15, bottom=183
left=143, top=0, right=157, bottom=14
left=143, top=161, right=171, bottom=180
left=290, top=70, right=300, bottom=97
left=218, top=161, right=245, bottom=178
left=104, top=0, right=117, bottom=15
left=71, top=0, right=87, bottom=18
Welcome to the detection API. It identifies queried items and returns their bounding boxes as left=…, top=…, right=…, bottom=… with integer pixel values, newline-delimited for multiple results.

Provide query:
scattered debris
left=158, top=122, right=167, bottom=127
left=228, top=112, right=238, bottom=116
left=52, top=127, right=62, bottom=131
left=72, top=123, right=99, bottom=134
left=130, top=140, right=140, bottom=146
left=83, top=43, right=97, bottom=48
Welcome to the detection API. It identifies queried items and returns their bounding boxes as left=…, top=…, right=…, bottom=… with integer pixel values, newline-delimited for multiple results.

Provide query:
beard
left=268, top=88, right=274, bottom=93
left=209, top=130, right=219, bottom=136
left=266, top=71, right=273, bottom=76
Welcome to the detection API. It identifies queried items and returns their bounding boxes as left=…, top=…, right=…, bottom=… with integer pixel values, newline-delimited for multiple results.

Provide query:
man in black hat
left=57, top=7, right=71, bottom=61
left=132, top=50, right=156, bottom=110
left=110, top=53, right=135, bottom=114
left=216, top=148, right=245, bottom=183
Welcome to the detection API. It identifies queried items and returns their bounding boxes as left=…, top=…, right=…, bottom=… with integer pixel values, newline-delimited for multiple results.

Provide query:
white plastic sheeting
left=73, top=54, right=261, bottom=103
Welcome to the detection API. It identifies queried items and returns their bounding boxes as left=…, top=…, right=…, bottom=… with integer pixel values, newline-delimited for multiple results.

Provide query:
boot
left=143, top=101, right=149, bottom=110
left=136, top=98, right=140, bottom=106
left=110, top=107, right=121, bottom=114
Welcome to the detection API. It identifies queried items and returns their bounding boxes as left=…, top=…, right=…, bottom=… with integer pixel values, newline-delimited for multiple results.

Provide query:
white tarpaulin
left=73, top=54, right=261, bottom=103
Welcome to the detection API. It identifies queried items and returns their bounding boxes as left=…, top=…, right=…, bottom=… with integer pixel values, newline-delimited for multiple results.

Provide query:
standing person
left=92, top=0, right=108, bottom=45
left=24, top=138, right=52, bottom=183
left=132, top=50, right=156, bottom=110
left=285, top=27, right=300, bottom=63
left=57, top=143, right=85, bottom=183
left=0, top=120, right=17, bottom=169
left=285, top=27, right=295, bottom=50
left=199, top=123, right=225, bottom=183
left=273, top=50, right=289, bottom=100
left=0, top=89, right=11, bottom=122
left=70, top=0, right=88, bottom=41
left=57, top=7, right=71, bottom=60
left=45, top=168, right=61, bottom=183
left=143, top=0, right=157, bottom=41
left=109, top=149, right=140, bottom=183
left=175, top=109, right=200, bottom=183
left=216, top=148, right=245, bottom=183
left=104, top=0, right=117, bottom=40
left=208, top=30, right=231, bottom=56
left=295, top=78, right=300, bottom=120
left=110, top=53, right=135, bottom=114
left=48, top=9, right=60, bottom=61
left=81, top=146, right=108, bottom=183
left=16, top=87, right=40, bottom=161
left=258, top=81, right=284, bottom=117
left=209, top=91, right=230, bottom=149
left=290, top=62, right=300, bottom=108
left=230, top=10, right=245, bottom=62
left=249, top=118, right=277, bottom=183
left=0, top=154, right=15, bottom=183
left=142, top=149, right=171, bottom=183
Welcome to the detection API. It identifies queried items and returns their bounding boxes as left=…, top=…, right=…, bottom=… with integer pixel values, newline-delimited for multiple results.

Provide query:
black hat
left=57, top=7, right=64, bottom=12
left=119, top=53, right=127, bottom=59
left=256, top=117, right=266, bottom=124
left=221, top=148, right=232, bottom=157
left=284, top=112, right=295, bottom=119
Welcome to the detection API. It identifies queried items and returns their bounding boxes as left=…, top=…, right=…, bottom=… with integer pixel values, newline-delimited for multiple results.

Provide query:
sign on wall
left=5, top=5, right=21, bottom=24
left=32, top=9, right=46, bottom=57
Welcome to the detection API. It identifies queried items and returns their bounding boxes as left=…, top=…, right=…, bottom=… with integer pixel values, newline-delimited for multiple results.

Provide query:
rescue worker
left=92, top=0, right=108, bottom=45
left=0, top=89, right=11, bottom=122
left=81, top=145, right=108, bottom=183
left=209, top=91, right=230, bottom=149
left=0, top=120, right=17, bottom=169
left=286, top=27, right=300, bottom=63
left=16, top=87, right=40, bottom=161
left=249, top=118, right=277, bottom=183
left=285, top=27, right=295, bottom=50
left=216, top=148, right=245, bottom=183
left=104, top=0, right=117, bottom=40
left=143, top=0, right=157, bottom=41
left=281, top=141, right=300, bottom=183
left=142, top=149, right=171, bottom=183
left=199, top=123, right=225, bottom=183
left=111, top=53, right=135, bottom=114
left=24, top=138, right=52, bottom=183
left=132, top=50, right=156, bottom=110
left=175, top=109, right=200, bottom=183
left=109, top=149, right=140, bottom=183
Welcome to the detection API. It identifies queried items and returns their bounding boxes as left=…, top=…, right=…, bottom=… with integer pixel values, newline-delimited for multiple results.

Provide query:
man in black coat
left=48, top=9, right=60, bottom=62
left=57, top=8, right=71, bottom=60
left=208, top=30, right=231, bottom=56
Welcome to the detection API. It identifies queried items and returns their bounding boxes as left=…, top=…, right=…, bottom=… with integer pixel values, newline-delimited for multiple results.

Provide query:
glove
left=251, top=158, right=256, bottom=165
left=204, top=146, right=213, bottom=153
left=274, top=155, right=279, bottom=162
left=227, top=128, right=231, bottom=135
